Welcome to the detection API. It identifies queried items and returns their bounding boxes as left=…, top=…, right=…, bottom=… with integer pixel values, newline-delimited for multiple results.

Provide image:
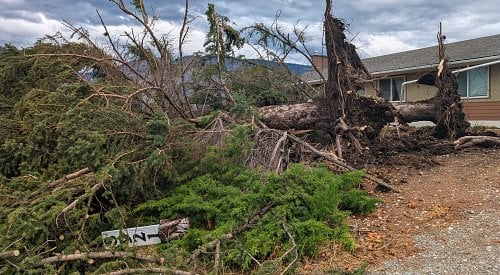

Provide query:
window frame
left=378, top=75, right=406, bottom=102
left=457, top=66, right=490, bottom=99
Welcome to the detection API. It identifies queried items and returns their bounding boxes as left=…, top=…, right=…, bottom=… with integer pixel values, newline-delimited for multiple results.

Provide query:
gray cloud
left=0, top=0, right=498, bottom=62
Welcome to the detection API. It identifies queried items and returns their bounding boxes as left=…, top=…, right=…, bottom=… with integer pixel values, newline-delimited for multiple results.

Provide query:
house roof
left=363, top=34, right=500, bottom=75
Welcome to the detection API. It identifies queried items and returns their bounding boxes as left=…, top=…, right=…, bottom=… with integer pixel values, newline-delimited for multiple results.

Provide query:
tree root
left=454, top=136, right=500, bottom=150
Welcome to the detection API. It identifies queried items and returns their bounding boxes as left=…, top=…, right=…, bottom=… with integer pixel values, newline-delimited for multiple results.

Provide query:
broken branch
left=279, top=222, right=298, bottom=275
left=0, top=250, right=20, bottom=259
left=56, top=181, right=104, bottom=227
left=287, top=134, right=400, bottom=192
left=36, top=251, right=164, bottom=267
left=187, top=203, right=274, bottom=264
left=214, top=239, right=221, bottom=275
left=104, top=267, right=195, bottom=275
left=48, top=167, right=91, bottom=188
left=454, top=135, right=500, bottom=150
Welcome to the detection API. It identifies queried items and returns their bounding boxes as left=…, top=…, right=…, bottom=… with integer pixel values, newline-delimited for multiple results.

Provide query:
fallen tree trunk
left=259, top=102, right=328, bottom=131
left=393, top=101, right=437, bottom=123
left=259, top=99, right=441, bottom=134
left=259, top=96, right=394, bottom=139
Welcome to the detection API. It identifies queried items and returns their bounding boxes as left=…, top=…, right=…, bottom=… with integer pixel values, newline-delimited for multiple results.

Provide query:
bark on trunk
left=454, top=136, right=500, bottom=149
left=259, top=100, right=441, bottom=134
left=393, top=102, right=437, bottom=123
left=259, top=103, right=328, bottom=130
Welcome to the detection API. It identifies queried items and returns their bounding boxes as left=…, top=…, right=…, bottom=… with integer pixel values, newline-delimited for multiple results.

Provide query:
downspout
left=400, top=80, right=417, bottom=102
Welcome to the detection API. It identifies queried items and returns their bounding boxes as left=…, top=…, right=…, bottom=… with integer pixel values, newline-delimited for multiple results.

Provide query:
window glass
left=379, top=79, right=391, bottom=100
left=468, top=67, right=488, bottom=97
left=392, top=77, right=405, bottom=101
left=457, top=72, right=467, bottom=97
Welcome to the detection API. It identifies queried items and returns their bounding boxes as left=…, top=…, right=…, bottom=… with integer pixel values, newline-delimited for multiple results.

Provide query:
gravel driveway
left=369, top=149, right=500, bottom=274
left=303, top=149, right=500, bottom=274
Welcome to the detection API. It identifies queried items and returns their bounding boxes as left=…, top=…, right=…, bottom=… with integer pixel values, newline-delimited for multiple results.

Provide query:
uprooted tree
left=259, top=1, right=469, bottom=157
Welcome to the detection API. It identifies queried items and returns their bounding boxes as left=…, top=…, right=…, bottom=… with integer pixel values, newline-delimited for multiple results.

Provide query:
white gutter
left=371, top=55, right=500, bottom=76
left=452, top=59, right=500, bottom=74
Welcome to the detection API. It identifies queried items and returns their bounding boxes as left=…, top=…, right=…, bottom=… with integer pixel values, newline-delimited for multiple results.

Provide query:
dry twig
left=279, top=222, right=298, bottom=275
left=186, top=203, right=274, bottom=264
left=104, top=267, right=196, bottom=275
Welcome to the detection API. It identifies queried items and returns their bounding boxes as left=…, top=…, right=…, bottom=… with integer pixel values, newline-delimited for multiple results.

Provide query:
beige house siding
left=360, top=63, right=500, bottom=121
left=459, top=62, right=500, bottom=120
left=363, top=82, right=378, bottom=97
left=405, top=71, right=437, bottom=101
left=363, top=73, right=438, bottom=101
left=487, top=63, right=500, bottom=101
left=365, top=63, right=500, bottom=102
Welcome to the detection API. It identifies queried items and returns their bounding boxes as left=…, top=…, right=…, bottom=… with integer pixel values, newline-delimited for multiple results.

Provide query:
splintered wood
left=159, top=217, right=190, bottom=241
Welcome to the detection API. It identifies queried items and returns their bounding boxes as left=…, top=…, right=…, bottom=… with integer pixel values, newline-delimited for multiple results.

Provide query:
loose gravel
left=370, top=207, right=500, bottom=274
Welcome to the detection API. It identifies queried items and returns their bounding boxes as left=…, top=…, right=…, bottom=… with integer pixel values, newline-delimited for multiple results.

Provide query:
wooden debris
left=158, top=217, right=190, bottom=241
left=48, top=167, right=91, bottom=188
left=454, top=135, right=500, bottom=150
left=103, top=267, right=196, bottom=275
left=0, top=250, right=20, bottom=258
left=36, top=251, right=164, bottom=267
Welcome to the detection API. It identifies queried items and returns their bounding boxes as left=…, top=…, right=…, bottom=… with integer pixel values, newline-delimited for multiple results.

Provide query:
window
left=379, top=76, right=405, bottom=102
left=457, top=66, right=489, bottom=98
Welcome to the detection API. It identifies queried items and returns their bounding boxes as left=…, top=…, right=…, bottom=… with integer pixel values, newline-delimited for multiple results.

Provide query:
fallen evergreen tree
left=0, top=0, right=475, bottom=273
left=0, top=44, right=378, bottom=273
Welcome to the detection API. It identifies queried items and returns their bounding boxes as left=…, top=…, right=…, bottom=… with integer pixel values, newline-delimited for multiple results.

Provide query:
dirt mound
left=342, top=128, right=455, bottom=169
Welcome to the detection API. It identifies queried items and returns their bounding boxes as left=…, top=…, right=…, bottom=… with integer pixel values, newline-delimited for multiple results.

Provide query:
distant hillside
left=245, top=59, right=312, bottom=75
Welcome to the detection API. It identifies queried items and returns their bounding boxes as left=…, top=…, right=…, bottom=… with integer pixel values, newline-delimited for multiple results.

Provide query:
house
left=302, top=34, right=500, bottom=127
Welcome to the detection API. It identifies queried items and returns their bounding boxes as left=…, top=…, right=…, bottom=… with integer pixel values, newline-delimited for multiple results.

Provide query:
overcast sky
left=1, top=0, right=499, bottom=63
